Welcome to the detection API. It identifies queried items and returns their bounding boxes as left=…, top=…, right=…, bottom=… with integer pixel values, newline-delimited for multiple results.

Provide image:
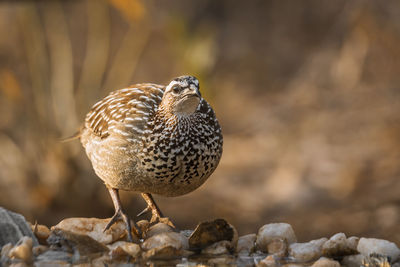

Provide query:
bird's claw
left=104, top=209, right=141, bottom=242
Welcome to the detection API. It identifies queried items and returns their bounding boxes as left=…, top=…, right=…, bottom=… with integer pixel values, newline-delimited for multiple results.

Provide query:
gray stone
left=0, top=207, right=38, bottom=247
left=256, top=223, right=296, bottom=252
left=357, top=238, right=400, bottom=262
left=311, top=257, right=340, bottom=267
left=142, top=231, right=189, bottom=250
left=341, top=254, right=365, bottom=267
left=289, top=238, right=327, bottom=262
left=236, top=233, right=257, bottom=255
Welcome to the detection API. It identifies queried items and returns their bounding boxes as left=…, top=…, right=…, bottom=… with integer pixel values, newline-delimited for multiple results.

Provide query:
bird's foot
left=137, top=205, right=175, bottom=228
left=104, top=208, right=141, bottom=242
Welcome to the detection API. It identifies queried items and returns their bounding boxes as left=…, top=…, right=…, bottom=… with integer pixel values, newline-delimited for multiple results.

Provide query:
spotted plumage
left=78, top=75, right=223, bottom=240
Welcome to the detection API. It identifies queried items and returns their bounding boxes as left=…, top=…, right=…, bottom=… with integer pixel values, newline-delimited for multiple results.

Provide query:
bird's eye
left=172, top=84, right=181, bottom=94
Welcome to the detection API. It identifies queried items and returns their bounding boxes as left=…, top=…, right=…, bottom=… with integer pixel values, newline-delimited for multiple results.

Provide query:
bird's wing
left=84, top=83, right=165, bottom=139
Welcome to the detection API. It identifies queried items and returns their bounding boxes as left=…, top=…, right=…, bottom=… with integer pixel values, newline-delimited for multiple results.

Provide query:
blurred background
left=0, top=0, right=400, bottom=243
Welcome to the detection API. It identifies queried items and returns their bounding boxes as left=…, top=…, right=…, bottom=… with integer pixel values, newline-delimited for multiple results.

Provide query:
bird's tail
left=59, top=130, right=81, bottom=143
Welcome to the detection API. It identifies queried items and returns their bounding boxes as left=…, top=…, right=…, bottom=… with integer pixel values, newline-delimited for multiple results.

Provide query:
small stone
left=0, top=208, right=38, bottom=247
left=357, top=238, right=400, bottom=262
left=32, top=245, right=49, bottom=256
left=143, top=245, right=183, bottom=260
left=341, top=254, right=365, bottom=267
left=202, top=240, right=233, bottom=255
left=8, top=236, right=33, bottom=263
left=311, top=257, right=340, bottom=267
left=142, top=232, right=189, bottom=250
left=289, top=238, right=327, bottom=262
left=256, top=223, right=297, bottom=252
left=267, top=238, right=287, bottom=258
left=52, top=217, right=128, bottom=245
left=146, top=222, right=174, bottom=238
left=108, top=241, right=141, bottom=258
left=346, top=236, right=359, bottom=252
left=236, top=233, right=257, bottom=255
left=32, top=224, right=51, bottom=245
left=47, top=228, right=109, bottom=255
left=189, top=219, right=236, bottom=250
left=257, top=255, right=278, bottom=267
left=1, top=242, right=13, bottom=263
left=322, top=233, right=358, bottom=257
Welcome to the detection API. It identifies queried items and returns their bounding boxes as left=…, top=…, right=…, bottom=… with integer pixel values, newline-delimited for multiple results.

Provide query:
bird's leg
left=139, top=193, right=175, bottom=228
left=104, top=187, right=140, bottom=242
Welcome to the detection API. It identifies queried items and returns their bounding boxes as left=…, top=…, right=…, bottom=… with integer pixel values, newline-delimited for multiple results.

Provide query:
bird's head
left=162, top=75, right=201, bottom=116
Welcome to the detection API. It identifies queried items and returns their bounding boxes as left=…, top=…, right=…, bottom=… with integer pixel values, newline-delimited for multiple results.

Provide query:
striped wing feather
left=85, top=83, right=164, bottom=138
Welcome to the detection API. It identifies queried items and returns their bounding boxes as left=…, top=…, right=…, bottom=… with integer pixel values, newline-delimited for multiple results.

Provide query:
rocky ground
left=0, top=207, right=399, bottom=267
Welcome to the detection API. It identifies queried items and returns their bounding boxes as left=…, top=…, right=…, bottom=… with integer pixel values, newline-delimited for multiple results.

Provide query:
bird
left=77, top=75, right=223, bottom=241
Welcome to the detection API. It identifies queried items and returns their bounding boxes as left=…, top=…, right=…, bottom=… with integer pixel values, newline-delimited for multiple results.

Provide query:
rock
left=146, top=222, right=174, bottom=238
left=52, top=217, right=128, bottom=245
left=35, top=250, right=72, bottom=266
left=108, top=241, right=141, bottom=258
left=257, top=255, right=278, bottom=267
left=8, top=236, right=33, bottom=263
left=142, top=232, right=189, bottom=250
left=322, top=233, right=358, bottom=257
left=311, top=257, right=340, bottom=267
left=267, top=238, right=288, bottom=258
left=236, top=233, right=257, bottom=255
left=256, top=223, right=297, bottom=252
left=0, top=207, right=38, bottom=247
left=32, top=245, right=49, bottom=257
left=31, top=224, right=51, bottom=245
left=346, top=236, right=359, bottom=252
left=202, top=240, right=233, bottom=255
left=189, top=219, right=237, bottom=250
left=341, top=254, right=365, bottom=267
left=357, top=238, right=400, bottom=262
left=1, top=242, right=13, bottom=265
left=47, top=228, right=109, bottom=256
left=288, top=238, right=327, bottom=262
left=143, top=245, right=183, bottom=260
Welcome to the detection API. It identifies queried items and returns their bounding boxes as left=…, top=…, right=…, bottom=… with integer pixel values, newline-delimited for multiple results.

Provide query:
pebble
left=311, top=257, right=340, bottom=267
left=146, top=222, right=174, bottom=238
left=136, top=219, right=150, bottom=234
left=341, top=254, right=365, bottom=267
left=143, top=245, right=183, bottom=260
left=322, top=233, right=358, bottom=257
left=357, top=237, right=400, bottom=262
left=289, top=238, right=327, bottom=262
left=31, top=224, right=51, bottom=245
left=108, top=241, right=141, bottom=258
left=236, top=233, right=257, bottom=255
left=257, top=255, right=278, bottom=267
left=268, top=238, right=288, bottom=258
left=202, top=240, right=233, bottom=255
left=189, top=219, right=237, bottom=250
left=32, top=245, right=49, bottom=257
left=8, top=236, right=33, bottom=263
left=142, top=231, right=189, bottom=250
left=47, top=228, right=109, bottom=255
left=52, top=217, right=128, bottom=245
left=256, top=223, right=297, bottom=252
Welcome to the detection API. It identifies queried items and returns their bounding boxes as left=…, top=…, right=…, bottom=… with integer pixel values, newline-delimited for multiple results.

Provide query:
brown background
left=0, top=0, right=399, bottom=243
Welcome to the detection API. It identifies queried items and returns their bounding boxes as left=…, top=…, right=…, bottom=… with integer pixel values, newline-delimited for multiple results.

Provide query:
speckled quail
left=78, top=75, right=223, bottom=241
